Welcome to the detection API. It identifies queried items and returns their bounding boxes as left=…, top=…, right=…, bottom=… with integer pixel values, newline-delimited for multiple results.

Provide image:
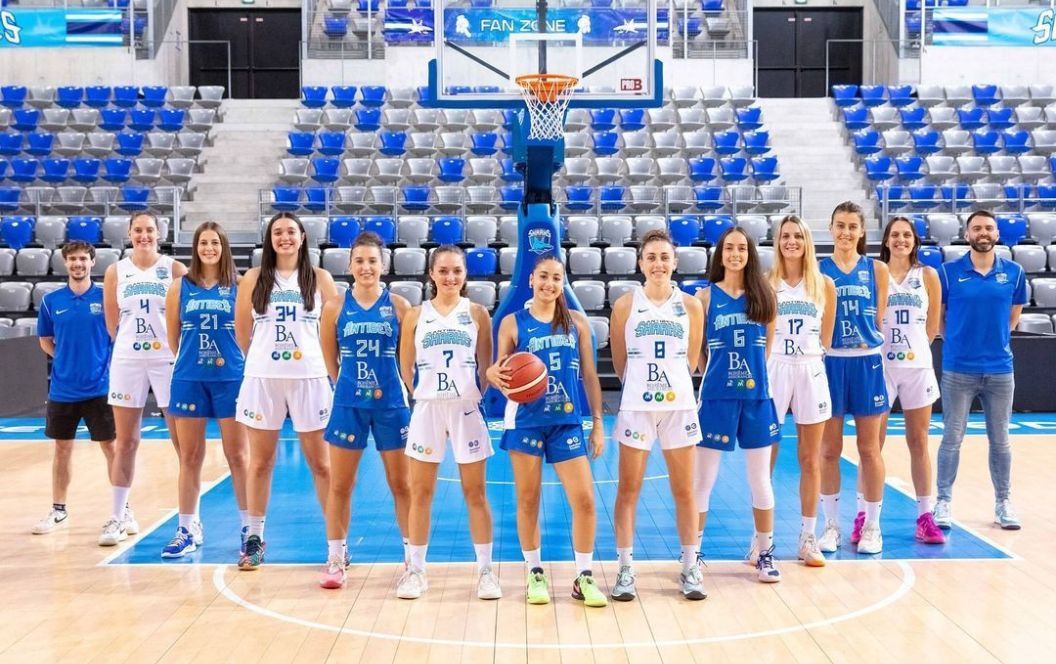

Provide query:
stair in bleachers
left=755, top=97, right=874, bottom=232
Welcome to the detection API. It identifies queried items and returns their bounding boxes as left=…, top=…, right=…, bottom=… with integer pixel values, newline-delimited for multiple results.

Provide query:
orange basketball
left=503, top=352, right=548, bottom=404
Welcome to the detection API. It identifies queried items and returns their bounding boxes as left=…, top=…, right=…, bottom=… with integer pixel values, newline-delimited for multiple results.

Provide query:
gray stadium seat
left=299, top=216, right=328, bottom=248
left=628, top=186, right=660, bottom=213
left=54, top=132, right=86, bottom=156
left=566, top=215, right=599, bottom=246
left=294, top=109, right=323, bottom=132
left=31, top=283, right=63, bottom=310
left=0, top=325, right=31, bottom=339
left=600, top=215, right=633, bottom=246
left=392, top=247, right=427, bottom=276
left=927, top=214, right=961, bottom=246
left=756, top=186, right=791, bottom=213
left=472, top=109, right=502, bottom=132
left=374, top=158, right=404, bottom=185
left=927, top=106, right=957, bottom=130
left=334, top=186, right=367, bottom=212
left=670, top=86, right=701, bottom=108
left=388, top=87, right=415, bottom=107
left=348, top=133, right=377, bottom=156
left=251, top=248, right=263, bottom=268
left=1030, top=84, right=1056, bottom=106
left=1027, top=213, right=1056, bottom=245
left=634, top=215, right=667, bottom=239
left=70, top=109, right=100, bottom=132
left=466, top=186, right=497, bottom=212
left=0, top=317, right=11, bottom=326
left=466, top=281, right=497, bottom=310
left=16, top=249, right=50, bottom=276
left=196, top=86, right=225, bottom=108
left=571, top=280, right=606, bottom=312
left=729, top=86, right=755, bottom=108
left=0, top=249, right=15, bottom=276
left=40, top=108, right=69, bottom=132
left=603, top=246, right=637, bottom=275
left=1012, top=245, right=1047, bottom=273
left=1014, top=106, right=1045, bottom=129
left=647, top=108, right=677, bottom=132
left=499, top=217, right=518, bottom=247
left=587, top=316, right=610, bottom=348
left=870, top=107, right=899, bottom=131
left=412, top=108, right=442, bottom=132
left=176, top=132, right=205, bottom=157
left=168, top=86, right=197, bottom=108
left=499, top=247, right=517, bottom=275
left=675, top=246, right=709, bottom=275
left=465, top=216, right=497, bottom=247
left=569, top=247, right=602, bottom=275
left=441, top=109, right=472, bottom=132
left=562, top=157, right=593, bottom=184
left=594, top=157, right=623, bottom=184
left=564, top=108, right=591, bottom=133
left=657, top=157, right=688, bottom=184
left=626, top=157, right=656, bottom=184
left=438, top=132, right=470, bottom=156
left=1018, top=156, right=1049, bottom=182
left=944, top=85, right=972, bottom=108
left=50, top=250, right=67, bottom=276
left=1032, top=278, right=1056, bottom=307
left=1001, top=85, right=1029, bottom=107
left=387, top=281, right=421, bottom=306
left=279, top=158, right=310, bottom=184
left=93, top=248, right=120, bottom=276
left=146, top=131, right=176, bottom=157
left=971, top=183, right=1005, bottom=209
left=164, top=158, right=195, bottom=184
left=1031, top=129, right=1056, bottom=154
left=678, top=108, right=707, bottom=132
left=956, top=156, right=986, bottom=182
left=382, top=108, right=412, bottom=132
left=322, top=248, right=350, bottom=276
left=34, top=218, right=66, bottom=249
left=943, top=245, right=970, bottom=262
left=0, top=282, right=32, bottom=312
left=467, top=159, right=499, bottom=184
left=343, top=158, right=372, bottom=184
left=397, top=216, right=429, bottom=248
left=621, top=130, right=652, bottom=156
left=700, top=86, right=728, bottom=108
left=1017, top=313, right=1054, bottom=334
left=757, top=246, right=775, bottom=273
left=652, top=130, right=683, bottom=156
left=987, top=156, right=1019, bottom=182
left=665, top=185, right=694, bottom=213
left=407, top=132, right=437, bottom=157
left=737, top=215, right=770, bottom=245
left=607, top=280, right=639, bottom=305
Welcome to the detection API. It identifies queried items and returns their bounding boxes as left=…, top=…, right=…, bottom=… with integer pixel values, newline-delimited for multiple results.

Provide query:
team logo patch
left=858, top=270, right=869, bottom=282
left=90, top=303, right=103, bottom=315
left=457, top=312, right=473, bottom=326
left=379, top=305, right=393, bottom=318
left=156, top=267, right=169, bottom=280
left=908, top=278, right=921, bottom=289
left=218, top=286, right=231, bottom=297
left=672, top=301, right=686, bottom=316
left=528, top=228, right=553, bottom=254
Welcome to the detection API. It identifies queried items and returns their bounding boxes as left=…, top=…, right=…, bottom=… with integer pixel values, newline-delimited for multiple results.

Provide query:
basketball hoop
left=515, top=73, right=579, bottom=141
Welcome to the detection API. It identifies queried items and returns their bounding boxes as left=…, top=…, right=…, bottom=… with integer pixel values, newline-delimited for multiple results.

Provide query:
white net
left=515, top=74, right=579, bottom=141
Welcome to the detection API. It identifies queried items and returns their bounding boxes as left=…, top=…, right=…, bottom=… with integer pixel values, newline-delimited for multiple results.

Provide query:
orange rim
left=515, top=74, right=579, bottom=104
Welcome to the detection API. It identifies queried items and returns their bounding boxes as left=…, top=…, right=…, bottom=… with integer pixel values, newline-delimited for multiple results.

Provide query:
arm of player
left=821, top=276, right=837, bottom=350
left=320, top=297, right=342, bottom=384
left=165, top=277, right=182, bottom=356
left=314, top=267, right=339, bottom=309
left=472, top=303, right=493, bottom=394
left=37, top=296, right=55, bottom=357
left=1010, top=267, right=1028, bottom=330
left=873, top=259, right=890, bottom=330
left=923, top=266, right=942, bottom=343
left=171, top=260, right=188, bottom=280
left=765, top=318, right=776, bottom=362
left=684, top=292, right=704, bottom=373
left=102, top=263, right=119, bottom=340
left=573, top=311, right=605, bottom=460
left=484, top=314, right=516, bottom=391
left=234, top=268, right=258, bottom=355
left=694, top=287, right=712, bottom=374
left=608, top=293, right=630, bottom=383
left=399, top=306, right=421, bottom=396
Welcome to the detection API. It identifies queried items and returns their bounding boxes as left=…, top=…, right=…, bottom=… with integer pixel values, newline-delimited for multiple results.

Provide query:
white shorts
left=615, top=409, right=702, bottom=451
left=235, top=376, right=334, bottom=432
left=884, top=366, right=940, bottom=411
left=108, top=358, right=174, bottom=409
left=406, top=400, right=493, bottom=464
left=767, top=359, right=831, bottom=426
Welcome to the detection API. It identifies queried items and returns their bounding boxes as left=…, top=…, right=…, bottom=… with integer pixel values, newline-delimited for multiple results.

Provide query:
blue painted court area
left=4, top=414, right=1045, bottom=565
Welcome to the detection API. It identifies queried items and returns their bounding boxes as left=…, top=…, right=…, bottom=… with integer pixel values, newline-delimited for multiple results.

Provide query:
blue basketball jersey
left=334, top=289, right=407, bottom=409
left=173, top=277, right=243, bottom=381
left=503, top=308, right=583, bottom=429
left=701, top=286, right=770, bottom=399
left=820, top=255, right=884, bottom=351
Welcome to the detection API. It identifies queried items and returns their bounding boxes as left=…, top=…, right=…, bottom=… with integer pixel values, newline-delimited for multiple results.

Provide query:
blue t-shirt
left=37, top=283, right=112, bottom=402
left=503, top=308, right=583, bottom=428
left=939, top=252, right=1028, bottom=374
left=820, top=255, right=885, bottom=351
left=173, top=277, right=244, bottom=382
left=334, top=289, right=407, bottom=409
left=701, top=285, right=770, bottom=400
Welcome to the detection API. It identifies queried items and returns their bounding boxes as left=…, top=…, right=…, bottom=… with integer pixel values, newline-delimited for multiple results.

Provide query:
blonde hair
left=769, top=215, right=826, bottom=308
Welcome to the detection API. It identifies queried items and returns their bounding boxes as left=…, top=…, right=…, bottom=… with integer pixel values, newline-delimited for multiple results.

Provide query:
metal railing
left=875, top=183, right=1056, bottom=219
left=7, top=188, right=182, bottom=228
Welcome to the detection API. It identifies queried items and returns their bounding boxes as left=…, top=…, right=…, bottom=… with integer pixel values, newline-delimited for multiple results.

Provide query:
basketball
left=503, top=352, right=548, bottom=403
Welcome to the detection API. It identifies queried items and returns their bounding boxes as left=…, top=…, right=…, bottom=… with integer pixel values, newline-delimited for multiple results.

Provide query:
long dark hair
left=879, top=216, right=920, bottom=267
left=532, top=255, right=574, bottom=336
left=426, top=245, right=467, bottom=299
left=188, top=221, right=237, bottom=288
left=708, top=227, right=776, bottom=325
left=252, top=212, right=318, bottom=314
left=831, top=200, right=868, bottom=256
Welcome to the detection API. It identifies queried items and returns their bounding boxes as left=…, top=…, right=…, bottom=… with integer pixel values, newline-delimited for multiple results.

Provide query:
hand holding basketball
left=501, top=352, right=548, bottom=404
left=486, top=355, right=514, bottom=390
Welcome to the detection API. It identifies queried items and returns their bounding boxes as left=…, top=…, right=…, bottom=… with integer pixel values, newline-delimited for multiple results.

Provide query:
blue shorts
left=325, top=405, right=410, bottom=451
left=169, top=379, right=240, bottom=419
left=500, top=424, right=588, bottom=464
left=697, top=399, right=781, bottom=451
left=825, top=354, right=889, bottom=416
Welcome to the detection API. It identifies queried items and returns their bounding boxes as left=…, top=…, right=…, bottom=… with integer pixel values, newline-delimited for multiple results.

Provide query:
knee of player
left=516, top=489, right=541, bottom=514
left=568, top=490, right=595, bottom=517
left=462, top=484, right=489, bottom=509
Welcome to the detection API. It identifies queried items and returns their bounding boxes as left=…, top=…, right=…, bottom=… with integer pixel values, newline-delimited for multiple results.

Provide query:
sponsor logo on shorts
left=411, top=443, right=433, bottom=455
left=567, top=435, right=581, bottom=449
left=873, top=394, right=887, bottom=406
left=399, top=426, right=409, bottom=443
left=521, top=436, right=543, bottom=449
left=769, top=423, right=780, bottom=435
left=215, top=357, right=225, bottom=367
left=684, top=422, right=699, bottom=434
left=887, top=352, right=896, bottom=360
left=468, top=439, right=481, bottom=452
left=282, top=351, right=292, bottom=360
left=271, top=352, right=281, bottom=361
left=242, top=408, right=264, bottom=422
left=722, top=435, right=730, bottom=443
left=319, top=408, right=329, bottom=420
left=624, top=428, right=632, bottom=438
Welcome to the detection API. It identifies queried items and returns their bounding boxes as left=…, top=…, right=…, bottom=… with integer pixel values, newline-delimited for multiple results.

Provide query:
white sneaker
left=188, top=520, right=204, bottom=546
left=818, top=520, right=841, bottom=553
left=32, top=508, right=69, bottom=535
left=857, top=523, right=883, bottom=554
left=122, top=506, right=140, bottom=536
left=933, top=498, right=952, bottom=529
left=745, top=538, right=759, bottom=566
left=797, top=533, right=826, bottom=567
left=396, top=568, right=428, bottom=599
left=756, top=547, right=782, bottom=584
left=99, top=518, right=127, bottom=546
left=477, top=567, right=502, bottom=600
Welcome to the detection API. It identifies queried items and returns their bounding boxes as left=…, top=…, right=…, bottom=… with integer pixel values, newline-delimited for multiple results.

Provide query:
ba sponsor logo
left=769, top=423, right=780, bottom=435
left=642, top=391, right=653, bottom=402
left=653, top=391, right=664, bottom=402
left=133, top=342, right=141, bottom=351
left=216, top=357, right=225, bottom=367
left=705, top=432, right=713, bottom=439
left=887, top=352, right=896, bottom=360
left=721, top=435, right=730, bottom=443
left=631, top=431, right=641, bottom=440
left=111, top=391, right=120, bottom=400
left=271, top=351, right=281, bottom=361
left=400, top=426, right=409, bottom=442
left=319, top=408, right=329, bottom=419
left=468, top=439, right=480, bottom=450
left=874, top=394, right=886, bottom=405
left=345, top=433, right=356, bottom=443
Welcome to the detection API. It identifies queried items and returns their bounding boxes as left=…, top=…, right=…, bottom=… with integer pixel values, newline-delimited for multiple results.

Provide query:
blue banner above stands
left=383, top=9, right=435, bottom=43
left=932, top=7, right=1056, bottom=46
left=0, top=8, right=124, bottom=48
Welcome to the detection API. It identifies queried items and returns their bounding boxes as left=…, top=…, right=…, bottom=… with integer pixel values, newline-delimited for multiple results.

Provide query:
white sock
left=402, top=536, right=410, bottom=564
left=409, top=543, right=428, bottom=572
left=801, top=516, right=817, bottom=537
left=754, top=531, right=774, bottom=554
left=248, top=515, right=265, bottom=539
left=474, top=542, right=493, bottom=572
left=680, top=545, right=697, bottom=572
left=574, top=550, right=593, bottom=575
left=617, top=547, right=633, bottom=567
left=917, top=495, right=934, bottom=517
left=865, top=500, right=882, bottom=526
left=111, top=486, right=130, bottom=521
left=522, top=548, right=542, bottom=570
left=327, top=539, right=345, bottom=561
left=697, top=530, right=704, bottom=549
left=178, top=513, right=195, bottom=530
left=238, top=510, right=249, bottom=528
left=856, top=492, right=866, bottom=515
left=820, top=493, right=840, bottom=522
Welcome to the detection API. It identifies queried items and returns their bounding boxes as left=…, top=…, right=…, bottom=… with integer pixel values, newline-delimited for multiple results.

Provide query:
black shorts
left=45, top=396, right=116, bottom=441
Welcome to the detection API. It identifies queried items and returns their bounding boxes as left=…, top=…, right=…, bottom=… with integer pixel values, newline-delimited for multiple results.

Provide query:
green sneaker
left=526, top=568, right=550, bottom=605
left=572, top=571, right=608, bottom=608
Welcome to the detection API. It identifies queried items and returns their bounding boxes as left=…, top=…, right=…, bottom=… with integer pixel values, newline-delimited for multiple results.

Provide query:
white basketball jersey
left=772, top=279, right=825, bottom=362
left=114, top=255, right=175, bottom=362
left=413, top=297, right=481, bottom=402
left=619, top=286, right=695, bottom=411
left=244, top=270, right=327, bottom=378
left=883, top=266, right=932, bottom=368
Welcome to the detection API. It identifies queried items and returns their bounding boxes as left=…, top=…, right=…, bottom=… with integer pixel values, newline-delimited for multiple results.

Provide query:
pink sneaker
left=319, top=557, right=346, bottom=589
left=915, top=512, right=947, bottom=544
left=850, top=511, right=866, bottom=544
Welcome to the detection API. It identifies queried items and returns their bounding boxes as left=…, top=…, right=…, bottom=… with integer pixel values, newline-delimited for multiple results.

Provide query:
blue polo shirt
left=939, top=252, right=1028, bottom=375
left=37, top=283, right=113, bottom=402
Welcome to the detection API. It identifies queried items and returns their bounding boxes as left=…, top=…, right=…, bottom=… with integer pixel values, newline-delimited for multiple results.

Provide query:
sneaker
left=850, top=511, right=866, bottom=544
left=679, top=564, right=707, bottom=600
left=239, top=526, right=249, bottom=556
left=933, top=499, right=952, bottom=530
left=477, top=567, right=502, bottom=600
left=611, top=564, right=637, bottom=602
left=857, top=523, right=883, bottom=554
left=319, top=555, right=347, bottom=589
left=745, top=538, right=759, bottom=566
left=396, top=568, right=428, bottom=599
left=238, top=535, right=265, bottom=570
left=797, top=533, right=826, bottom=567
left=756, top=546, right=781, bottom=583
left=161, top=527, right=199, bottom=558
left=122, top=506, right=139, bottom=536
left=818, top=520, right=841, bottom=553
left=98, top=518, right=127, bottom=546
left=572, top=571, right=608, bottom=607
left=915, top=513, right=946, bottom=544
left=526, top=568, right=550, bottom=605
left=32, top=508, right=68, bottom=535
left=995, top=499, right=1021, bottom=530
left=189, top=520, right=204, bottom=546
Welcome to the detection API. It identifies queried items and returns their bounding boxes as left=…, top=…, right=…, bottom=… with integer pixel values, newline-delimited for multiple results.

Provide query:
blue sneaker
left=240, top=526, right=249, bottom=555
left=161, top=527, right=198, bottom=558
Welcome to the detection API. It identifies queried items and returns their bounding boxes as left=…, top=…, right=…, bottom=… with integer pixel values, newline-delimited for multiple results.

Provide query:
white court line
left=212, top=561, right=917, bottom=649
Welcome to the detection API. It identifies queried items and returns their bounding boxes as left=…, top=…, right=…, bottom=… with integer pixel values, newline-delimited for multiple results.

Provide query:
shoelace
left=758, top=545, right=777, bottom=571
left=616, top=569, right=634, bottom=586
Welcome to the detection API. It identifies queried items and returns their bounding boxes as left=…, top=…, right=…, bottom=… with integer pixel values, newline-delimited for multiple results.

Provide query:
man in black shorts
left=33, top=241, right=117, bottom=534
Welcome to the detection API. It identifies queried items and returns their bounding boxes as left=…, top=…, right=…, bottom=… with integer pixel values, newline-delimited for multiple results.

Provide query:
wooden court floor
left=1, top=429, right=1054, bottom=663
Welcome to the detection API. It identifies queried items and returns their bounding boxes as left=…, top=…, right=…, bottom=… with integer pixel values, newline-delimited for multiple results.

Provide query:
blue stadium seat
left=102, top=158, right=133, bottom=183
left=1, top=216, right=34, bottom=248
left=499, top=131, right=513, bottom=156
left=311, top=158, right=340, bottom=183
left=669, top=215, right=701, bottom=246
left=702, top=214, right=735, bottom=245
left=501, top=109, right=517, bottom=131
left=864, top=155, right=895, bottom=182
left=112, top=86, right=139, bottom=108
left=712, top=130, right=741, bottom=155
left=911, top=128, right=941, bottom=156
left=737, top=106, right=763, bottom=131
left=84, top=86, right=111, bottom=108
left=743, top=130, right=771, bottom=155
left=500, top=185, right=522, bottom=211
left=12, top=108, right=40, bottom=132
left=115, top=131, right=145, bottom=157
left=971, top=129, right=1001, bottom=156
left=128, top=108, right=156, bottom=132
left=908, top=214, right=929, bottom=239
left=401, top=185, right=431, bottom=212
left=0, top=133, right=21, bottom=157
left=99, top=108, right=127, bottom=131
left=140, top=86, right=168, bottom=108
left=304, top=186, right=331, bottom=213
left=301, top=86, right=328, bottom=108
left=360, top=86, right=387, bottom=108
left=330, top=86, right=357, bottom=108
left=431, top=216, right=464, bottom=245
left=896, top=155, right=925, bottom=182
left=693, top=185, right=724, bottom=211
left=358, top=0, right=381, bottom=10
left=592, top=131, right=619, bottom=156
left=355, top=108, right=382, bottom=131
left=702, top=0, right=724, bottom=10
left=1001, top=129, right=1031, bottom=156
left=972, top=84, right=1000, bottom=107
left=287, top=131, right=315, bottom=156
left=119, top=185, right=151, bottom=212
left=9, top=158, right=38, bottom=183
left=437, top=157, right=466, bottom=183
left=900, top=107, right=927, bottom=130
left=619, top=109, right=646, bottom=132
left=686, top=156, right=715, bottom=183
left=316, top=131, right=346, bottom=156
left=0, top=188, right=22, bottom=213
left=272, top=186, right=302, bottom=212
left=25, top=132, right=54, bottom=157
left=720, top=156, right=749, bottom=182
left=41, top=158, right=70, bottom=184
left=329, top=216, right=361, bottom=247
left=379, top=131, right=407, bottom=156
left=590, top=109, right=617, bottom=131
left=470, top=132, right=498, bottom=156
left=56, top=87, right=84, bottom=109
left=887, top=85, right=914, bottom=108
left=678, top=17, right=702, bottom=37
left=0, top=159, right=7, bottom=180
left=842, top=105, right=869, bottom=130
left=158, top=108, right=185, bottom=132
left=831, top=85, right=859, bottom=108
left=466, top=248, right=497, bottom=276
left=940, top=182, right=971, bottom=209
left=565, top=186, right=594, bottom=211
left=1036, top=183, right=1056, bottom=210
left=997, top=213, right=1028, bottom=245
left=909, top=184, right=939, bottom=211
left=67, top=216, right=102, bottom=244
left=852, top=129, right=882, bottom=156
left=599, top=185, right=625, bottom=211
left=363, top=216, right=396, bottom=244
left=751, top=157, right=779, bottom=182
left=918, top=245, right=942, bottom=269
left=859, top=85, right=886, bottom=107
left=957, top=108, right=986, bottom=130
left=1, top=86, right=27, bottom=109
left=324, top=15, right=348, bottom=39
left=880, top=185, right=907, bottom=211
left=986, top=107, right=1015, bottom=130
left=500, top=158, right=522, bottom=182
